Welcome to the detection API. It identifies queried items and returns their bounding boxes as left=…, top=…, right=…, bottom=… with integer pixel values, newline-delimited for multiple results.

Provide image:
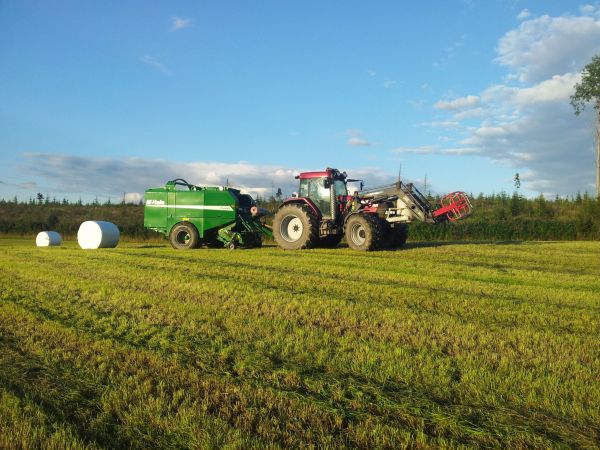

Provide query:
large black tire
left=344, top=214, right=383, bottom=251
left=273, top=203, right=319, bottom=250
left=390, top=224, right=409, bottom=248
left=380, top=221, right=409, bottom=249
left=319, top=234, right=343, bottom=248
left=169, top=222, right=200, bottom=250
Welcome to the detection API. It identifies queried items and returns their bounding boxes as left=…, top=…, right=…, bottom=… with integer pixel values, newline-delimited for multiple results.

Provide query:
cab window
left=334, top=179, right=348, bottom=196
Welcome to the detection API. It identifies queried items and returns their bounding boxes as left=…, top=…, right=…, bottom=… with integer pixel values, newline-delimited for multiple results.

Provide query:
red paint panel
left=298, top=170, right=331, bottom=179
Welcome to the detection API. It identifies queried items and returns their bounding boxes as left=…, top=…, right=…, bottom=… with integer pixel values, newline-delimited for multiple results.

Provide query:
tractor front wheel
left=390, top=224, right=409, bottom=248
left=169, top=222, right=200, bottom=250
left=273, top=204, right=319, bottom=250
left=380, top=221, right=409, bottom=249
left=345, top=214, right=383, bottom=251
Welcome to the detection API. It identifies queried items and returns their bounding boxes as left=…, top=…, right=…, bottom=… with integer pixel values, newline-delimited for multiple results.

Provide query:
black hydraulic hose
left=169, top=178, right=193, bottom=190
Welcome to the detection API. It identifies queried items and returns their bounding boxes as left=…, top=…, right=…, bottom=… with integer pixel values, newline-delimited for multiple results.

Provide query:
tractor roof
left=296, top=168, right=346, bottom=180
left=296, top=170, right=331, bottom=179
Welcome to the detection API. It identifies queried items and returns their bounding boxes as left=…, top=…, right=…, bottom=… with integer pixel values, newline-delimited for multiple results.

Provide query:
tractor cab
left=295, top=168, right=349, bottom=219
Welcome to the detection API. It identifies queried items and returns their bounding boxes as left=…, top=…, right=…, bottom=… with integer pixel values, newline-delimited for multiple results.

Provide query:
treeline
left=0, top=200, right=150, bottom=238
left=0, top=192, right=599, bottom=241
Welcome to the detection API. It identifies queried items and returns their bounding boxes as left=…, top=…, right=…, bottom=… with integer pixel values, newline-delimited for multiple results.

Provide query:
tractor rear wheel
left=345, top=214, right=383, bottom=251
left=169, top=222, right=200, bottom=250
left=273, top=204, right=319, bottom=250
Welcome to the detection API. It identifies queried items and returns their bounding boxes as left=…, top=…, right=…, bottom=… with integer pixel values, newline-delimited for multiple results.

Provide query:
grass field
left=0, top=238, right=599, bottom=449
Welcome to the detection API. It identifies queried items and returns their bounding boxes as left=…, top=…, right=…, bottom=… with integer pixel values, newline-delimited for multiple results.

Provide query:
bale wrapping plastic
left=77, top=221, right=120, bottom=249
left=36, top=231, right=62, bottom=247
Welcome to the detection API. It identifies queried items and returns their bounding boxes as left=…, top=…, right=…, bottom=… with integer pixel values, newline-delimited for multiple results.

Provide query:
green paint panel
left=143, top=181, right=266, bottom=247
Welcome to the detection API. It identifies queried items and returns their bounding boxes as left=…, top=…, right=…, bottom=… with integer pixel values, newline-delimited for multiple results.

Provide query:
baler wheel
left=169, top=222, right=200, bottom=250
left=273, top=204, right=319, bottom=250
left=345, top=214, right=383, bottom=251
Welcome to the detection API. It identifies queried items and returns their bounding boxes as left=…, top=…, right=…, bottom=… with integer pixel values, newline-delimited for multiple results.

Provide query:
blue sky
left=1, top=0, right=599, bottom=202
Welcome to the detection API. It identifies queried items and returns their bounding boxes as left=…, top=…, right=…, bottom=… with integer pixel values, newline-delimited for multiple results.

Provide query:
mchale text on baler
left=272, top=168, right=472, bottom=251
left=144, top=179, right=272, bottom=249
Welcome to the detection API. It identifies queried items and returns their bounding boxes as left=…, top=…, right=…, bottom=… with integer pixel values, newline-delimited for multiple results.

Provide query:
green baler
left=144, top=179, right=271, bottom=249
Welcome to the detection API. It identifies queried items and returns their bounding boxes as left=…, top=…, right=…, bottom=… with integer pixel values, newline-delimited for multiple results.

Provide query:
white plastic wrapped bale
left=77, top=221, right=120, bottom=249
left=35, top=231, right=62, bottom=247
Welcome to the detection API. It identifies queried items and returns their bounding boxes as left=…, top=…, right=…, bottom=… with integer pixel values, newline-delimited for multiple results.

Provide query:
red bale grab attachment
left=433, top=192, right=473, bottom=222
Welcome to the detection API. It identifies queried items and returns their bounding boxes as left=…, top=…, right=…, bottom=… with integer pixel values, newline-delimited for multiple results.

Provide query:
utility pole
left=423, top=174, right=427, bottom=194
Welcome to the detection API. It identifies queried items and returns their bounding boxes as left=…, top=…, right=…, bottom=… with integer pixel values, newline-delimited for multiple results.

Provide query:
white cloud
left=391, top=145, right=439, bottom=154
left=517, top=9, right=531, bottom=21
left=170, top=16, right=193, bottom=31
left=434, top=95, right=479, bottom=110
left=347, top=129, right=373, bottom=147
left=348, top=137, right=372, bottom=146
left=418, top=120, right=463, bottom=129
left=579, top=4, right=597, bottom=15
left=124, top=192, right=143, bottom=204
left=423, top=9, right=600, bottom=195
left=496, top=12, right=600, bottom=82
left=139, top=55, right=170, bottom=74
left=19, top=153, right=298, bottom=199
left=18, top=153, right=396, bottom=200
left=452, top=107, right=487, bottom=120
left=367, top=69, right=376, bottom=76
left=383, top=79, right=397, bottom=88
left=407, top=99, right=426, bottom=109
left=390, top=145, right=478, bottom=156
left=513, top=72, right=581, bottom=105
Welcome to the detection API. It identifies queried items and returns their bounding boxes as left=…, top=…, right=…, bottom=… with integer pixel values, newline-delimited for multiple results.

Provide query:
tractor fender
left=278, top=197, right=322, bottom=219
left=343, top=210, right=381, bottom=226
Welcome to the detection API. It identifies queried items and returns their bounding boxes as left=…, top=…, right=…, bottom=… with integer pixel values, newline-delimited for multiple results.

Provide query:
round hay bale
left=36, top=231, right=62, bottom=247
left=77, top=221, right=120, bottom=249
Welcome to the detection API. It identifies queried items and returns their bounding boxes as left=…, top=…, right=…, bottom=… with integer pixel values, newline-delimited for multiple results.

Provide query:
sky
left=1, top=0, right=600, bottom=203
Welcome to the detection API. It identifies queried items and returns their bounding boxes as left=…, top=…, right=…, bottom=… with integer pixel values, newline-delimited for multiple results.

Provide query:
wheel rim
left=176, top=230, right=190, bottom=245
left=349, top=222, right=366, bottom=246
left=280, top=215, right=304, bottom=242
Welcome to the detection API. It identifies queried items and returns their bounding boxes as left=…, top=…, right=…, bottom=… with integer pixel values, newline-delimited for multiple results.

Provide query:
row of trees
left=7, top=193, right=143, bottom=206
left=1, top=192, right=598, bottom=240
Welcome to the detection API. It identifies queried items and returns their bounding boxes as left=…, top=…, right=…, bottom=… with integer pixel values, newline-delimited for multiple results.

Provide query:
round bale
left=35, top=231, right=62, bottom=247
left=77, top=221, right=120, bottom=249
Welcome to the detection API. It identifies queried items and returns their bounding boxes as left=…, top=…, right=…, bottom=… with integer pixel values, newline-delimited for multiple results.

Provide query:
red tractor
left=273, top=168, right=472, bottom=251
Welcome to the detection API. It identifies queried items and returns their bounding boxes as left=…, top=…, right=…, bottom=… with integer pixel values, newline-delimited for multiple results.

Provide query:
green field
left=1, top=238, right=599, bottom=449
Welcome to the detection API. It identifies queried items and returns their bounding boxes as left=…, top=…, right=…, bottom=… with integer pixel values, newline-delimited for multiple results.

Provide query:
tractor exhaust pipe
left=330, top=182, right=337, bottom=221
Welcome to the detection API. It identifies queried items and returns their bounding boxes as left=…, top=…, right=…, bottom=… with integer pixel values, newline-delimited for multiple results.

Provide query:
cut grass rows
left=0, top=239, right=599, bottom=448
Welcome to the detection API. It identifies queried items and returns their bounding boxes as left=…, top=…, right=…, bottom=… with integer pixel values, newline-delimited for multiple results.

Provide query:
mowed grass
left=0, top=238, right=599, bottom=449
